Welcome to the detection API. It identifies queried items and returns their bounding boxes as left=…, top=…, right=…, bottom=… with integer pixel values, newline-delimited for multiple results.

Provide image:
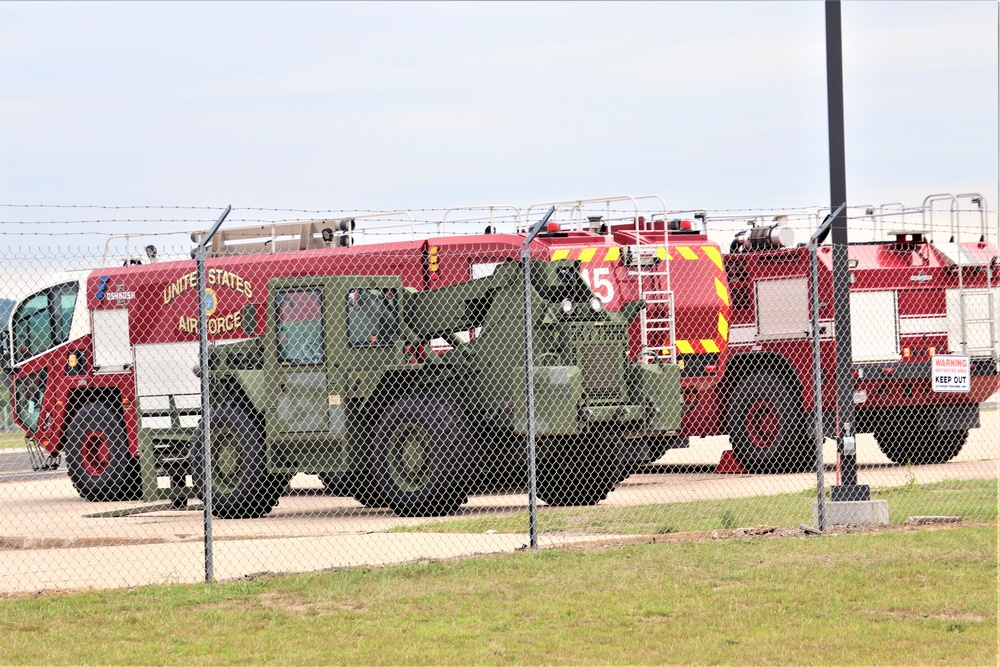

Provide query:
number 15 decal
left=580, top=267, right=615, bottom=304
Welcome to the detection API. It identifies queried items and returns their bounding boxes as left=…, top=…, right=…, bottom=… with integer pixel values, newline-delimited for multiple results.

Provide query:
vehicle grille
left=580, top=344, right=623, bottom=399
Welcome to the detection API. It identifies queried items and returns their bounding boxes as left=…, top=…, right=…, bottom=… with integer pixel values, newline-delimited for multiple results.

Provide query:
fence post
left=196, top=205, right=231, bottom=582
left=810, top=203, right=844, bottom=532
left=520, top=207, right=555, bottom=550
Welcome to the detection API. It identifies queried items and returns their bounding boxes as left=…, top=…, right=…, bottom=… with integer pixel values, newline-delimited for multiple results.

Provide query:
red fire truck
left=684, top=193, right=999, bottom=473
left=2, top=196, right=726, bottom=504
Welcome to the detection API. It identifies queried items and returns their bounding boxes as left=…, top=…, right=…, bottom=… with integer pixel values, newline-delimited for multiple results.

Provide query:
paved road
left=1, top=409, right=996, bottom=594
left=0, top=449, right=63, bottom=484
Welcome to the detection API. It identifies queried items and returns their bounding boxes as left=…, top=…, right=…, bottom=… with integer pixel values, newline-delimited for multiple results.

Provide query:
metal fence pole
left=826, top=0, right=868, bottom=503
left=521, top=207, right=555, bottom=550
left=810, top=203, right=844, bottom=532
left=196, top=205, right=231, bottom=582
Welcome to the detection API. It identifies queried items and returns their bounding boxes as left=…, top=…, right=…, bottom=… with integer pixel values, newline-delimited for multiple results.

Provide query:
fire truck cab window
left=347, top=289, right=399, bottom=348
left=14, top=370, right=46, bottom=432
left=11, top=282, right=78, bottom=365
left=276, top=290, right=323, bottom=365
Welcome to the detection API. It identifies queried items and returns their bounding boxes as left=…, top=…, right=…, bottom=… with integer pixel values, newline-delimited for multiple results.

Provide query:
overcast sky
left=1, top=1, right=997, bottom=257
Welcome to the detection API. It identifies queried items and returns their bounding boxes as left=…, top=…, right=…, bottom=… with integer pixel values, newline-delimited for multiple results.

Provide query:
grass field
left=391, top=478, right=999, bottom=536
left=0, top=526, right=995, bottom=665
left=0, top=428, right=23, bottom=450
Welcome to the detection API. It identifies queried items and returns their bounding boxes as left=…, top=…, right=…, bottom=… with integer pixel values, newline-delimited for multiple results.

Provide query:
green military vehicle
left=175, top=258, right=681, bottom=518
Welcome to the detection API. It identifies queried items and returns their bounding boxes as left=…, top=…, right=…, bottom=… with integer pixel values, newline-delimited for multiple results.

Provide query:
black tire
left=190, top=401, right=286, bottom=519
left=318, top=472, right=349, bottom=496
left=646, top=435, right=688, bottom=464
left=470, top=427, right=525, bottom=494
left=64, top=400, right=141, bottom=502
left=535, top=432, right=624, bottom=507
left=874, top=407, right=968, bottom=465
left=321, top=469, right=386, bottom=508
left=725, top=372, right=815, bottom=474
left=367, top=393, right=470, bottom=517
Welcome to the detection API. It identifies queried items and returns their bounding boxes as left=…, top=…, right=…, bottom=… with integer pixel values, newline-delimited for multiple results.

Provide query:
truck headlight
left=560, top=299, right=575, bottom=315
left=589, top=296, right=603, bottom=313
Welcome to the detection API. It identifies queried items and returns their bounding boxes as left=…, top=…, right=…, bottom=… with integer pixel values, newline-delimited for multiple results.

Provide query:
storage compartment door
left=133, top=342, right=200, bottom=398
left=755, top=277, right=808, bottom=339
left=946, top=288, right=999, bottom=355
left=92, top=309, right=132, bottom=373
left=850, top=291, right=900, bottom=361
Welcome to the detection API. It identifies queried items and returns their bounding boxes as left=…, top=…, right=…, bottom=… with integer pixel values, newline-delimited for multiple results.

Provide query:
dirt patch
left=207, top=590, right=367, bottom=616
left=879, top=610, right=989, bottom=622
left=550, top=520, right=992, bottom=551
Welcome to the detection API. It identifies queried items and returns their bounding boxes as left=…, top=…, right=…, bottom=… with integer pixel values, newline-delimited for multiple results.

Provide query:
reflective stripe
left=715, top=277, right=729, bottom=306
left=604, top=247, right=620, bottom=262
left=677, top=246, right=699, bottom=260
left=676, top=340, right=695, bottom=354
left=702, top=245, right=724, bottom=270
left=701, top=339, right=720, bottom=353
left=551, top=249, right=570, bottom=261
left=577, top=247, right=597, bottom=262
left=656, top=246, right=668, bottom=260
left=718, top=313, right=729, bottom=340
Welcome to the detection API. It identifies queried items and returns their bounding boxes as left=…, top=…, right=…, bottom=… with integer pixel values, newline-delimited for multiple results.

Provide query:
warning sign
left=932, top=355, right=970, bottom=393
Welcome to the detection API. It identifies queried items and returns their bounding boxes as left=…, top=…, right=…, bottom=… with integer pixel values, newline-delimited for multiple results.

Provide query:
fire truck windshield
left=11, top=282, right=79, bottom=365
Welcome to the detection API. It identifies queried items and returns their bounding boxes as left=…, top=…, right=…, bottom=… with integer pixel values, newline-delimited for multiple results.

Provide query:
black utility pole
left=825, top=0, right=868, bottom=502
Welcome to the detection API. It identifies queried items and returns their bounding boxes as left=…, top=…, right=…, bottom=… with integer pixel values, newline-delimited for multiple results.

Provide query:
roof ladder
left=927, top=194, right=999, bottom=362
left=635, top=218, right=677, bottom=364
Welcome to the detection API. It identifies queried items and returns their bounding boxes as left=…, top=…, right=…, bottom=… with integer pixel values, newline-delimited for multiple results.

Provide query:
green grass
left=391, top=478, right=998, bottom=535
left=0, top=429, right=24, bottom=450
left=1, top=526, right=995, bottom=664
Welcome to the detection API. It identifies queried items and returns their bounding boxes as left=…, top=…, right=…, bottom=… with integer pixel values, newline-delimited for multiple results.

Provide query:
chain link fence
left=1, top=196, right=997, bottom=593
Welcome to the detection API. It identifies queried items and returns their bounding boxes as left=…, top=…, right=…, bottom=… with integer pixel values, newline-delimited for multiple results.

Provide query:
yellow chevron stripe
left=551, top=249, right=570, bottom=261
left=604, top=247, right=620, bottom=262
left=578, top=247, right=597, bottom=262
left=718, top=313, right=729, bottom=340
left=715, top=277, right=730, bottom=306
left=702, top=245, right=724, bottom=270
left=701, top=339, right=720, bottom=354
left=676, top=340, right=695, bottom=354
left=677, top=246, right=699, bottom=260
left=656, top=246, right=667, bottom=260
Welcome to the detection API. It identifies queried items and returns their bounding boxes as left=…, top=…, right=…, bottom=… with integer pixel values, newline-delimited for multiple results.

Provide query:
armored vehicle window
left=347, top=288, right=399, bottom=348
left=276, top=289, right=323, bottom=365
left=12, top=281, right=78, bottom=364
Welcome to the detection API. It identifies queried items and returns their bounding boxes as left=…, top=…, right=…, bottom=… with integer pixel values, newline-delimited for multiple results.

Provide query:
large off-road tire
left=645, top=435, right=688, bottom=465
left=874, top=406, right=968, bottom=465
left=190, top=401, right=286, bottom=519
left=367, top=393, right=471, bottom=517
left=535, top=432, right=624, bottom=507
left=319, top=472, right=350, bottom=496
left=323, top=469, right=386, bottom=508
left=64, top=400, right=141, bottom=502
left=725, top=372, right=815, bottom=474
left=470, top=427, right=525, bottom=494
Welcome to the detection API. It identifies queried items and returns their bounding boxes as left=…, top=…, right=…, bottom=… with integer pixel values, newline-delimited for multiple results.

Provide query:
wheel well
left=720, top=352, right=805, bottom=431
left=66, top=387, right=122, bottom=424
left=366, top=368, right=471, bottom=423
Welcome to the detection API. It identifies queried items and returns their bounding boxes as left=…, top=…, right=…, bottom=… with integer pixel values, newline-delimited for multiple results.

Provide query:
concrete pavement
left=1, top=410, right=996, bottom=594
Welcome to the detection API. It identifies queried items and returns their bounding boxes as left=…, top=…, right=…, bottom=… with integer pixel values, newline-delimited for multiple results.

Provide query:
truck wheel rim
left=388, top=422, right=431, bottom=492
left=80, top=430, right=110, bottom=477
left=212, top=428, right=242, bottom=494
left=746, top=401, right=780, bottom=449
